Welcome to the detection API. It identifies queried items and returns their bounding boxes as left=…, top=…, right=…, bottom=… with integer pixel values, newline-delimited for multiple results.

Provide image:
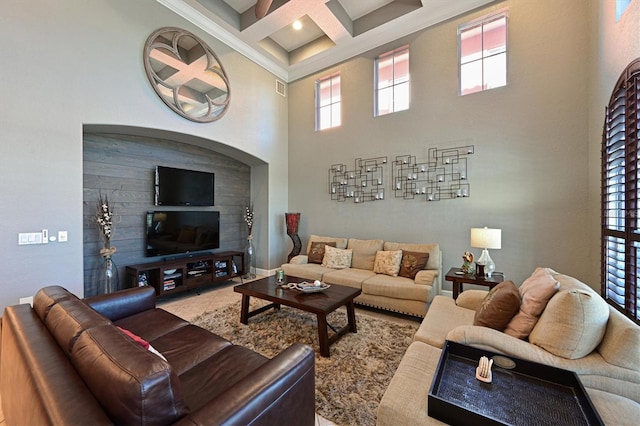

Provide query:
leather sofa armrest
left=288, top=255, right=309, bottom=264
left=455, top=290, right=488, bottom=310
left=176, top=343, right=316, bottom=426
left=84, top=286, right=156, bottom=321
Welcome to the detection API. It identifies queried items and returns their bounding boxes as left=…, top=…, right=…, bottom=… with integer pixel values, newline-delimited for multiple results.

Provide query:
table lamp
left=470, top=227, right=502, bottom=277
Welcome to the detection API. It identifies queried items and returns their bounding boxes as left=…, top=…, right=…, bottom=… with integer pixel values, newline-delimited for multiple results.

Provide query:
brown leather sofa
left=0, top=285, right=315, bottom=425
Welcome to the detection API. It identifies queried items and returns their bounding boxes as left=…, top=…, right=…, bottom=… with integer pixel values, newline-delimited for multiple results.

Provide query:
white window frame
left=374, top=45, right=410, bottom=117
left=458, top=11, right=508, bottom=96
left=315, top=73, right=341, bottom=131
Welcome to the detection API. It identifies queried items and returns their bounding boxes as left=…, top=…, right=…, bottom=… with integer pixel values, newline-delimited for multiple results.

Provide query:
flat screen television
left=155, top=166, right=214, bottom=206
left=146, top=210, right=220, bottom=257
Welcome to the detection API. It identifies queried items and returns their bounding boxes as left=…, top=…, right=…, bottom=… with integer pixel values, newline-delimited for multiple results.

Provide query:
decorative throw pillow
left=117, top=326, right=167, bottom=361
left=504, top=268, right=560, bottom=339
left=528, top=288, right=609, bottom=359
left=321, top=245, right=353, bottom=269
left=398, top=250, right=430, bottom=279
left=473, top=281, right=521, bottom=331
left=373, top=250, right=403, bottom=277
left=308, top=241, right=336, bottom=264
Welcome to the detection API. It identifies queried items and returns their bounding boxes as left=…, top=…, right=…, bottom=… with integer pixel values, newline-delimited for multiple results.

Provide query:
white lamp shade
left=470, top=227, right=502, bottom=249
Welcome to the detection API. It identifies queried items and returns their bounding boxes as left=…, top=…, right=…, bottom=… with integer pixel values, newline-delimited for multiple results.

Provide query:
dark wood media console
left=125, top=251, right=244, bottom=297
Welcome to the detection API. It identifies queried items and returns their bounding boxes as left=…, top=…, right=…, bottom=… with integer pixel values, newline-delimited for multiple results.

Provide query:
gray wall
left=83, top=132, right=251, bottom=296
left=1, top=0, right=639, bottom=311
left=0, top=0, right=289, bottom=311
left=586, top=1, right=640, bottom=293
left=287, top=0, right=639, bottom=290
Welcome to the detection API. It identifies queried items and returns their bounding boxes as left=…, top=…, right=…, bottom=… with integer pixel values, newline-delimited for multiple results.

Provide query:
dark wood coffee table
left=234, top=275, right=361, bottom=357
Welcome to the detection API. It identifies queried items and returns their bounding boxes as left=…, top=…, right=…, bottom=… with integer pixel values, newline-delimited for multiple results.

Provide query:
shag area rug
left=192, top=301, right=419, bottom=426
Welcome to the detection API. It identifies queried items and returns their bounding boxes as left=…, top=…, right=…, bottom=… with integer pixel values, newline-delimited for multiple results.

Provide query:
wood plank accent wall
left=83, top=133, right=251, bottom=297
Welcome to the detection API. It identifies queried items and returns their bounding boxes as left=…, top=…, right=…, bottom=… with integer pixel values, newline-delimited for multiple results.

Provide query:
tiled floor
left=157, top=277, right=244, bottom=321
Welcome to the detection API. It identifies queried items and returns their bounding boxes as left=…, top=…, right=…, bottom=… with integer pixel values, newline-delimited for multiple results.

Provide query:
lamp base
left=475, top=263, right=485, bottom=277
left=476, top=249, right=496, bottom=278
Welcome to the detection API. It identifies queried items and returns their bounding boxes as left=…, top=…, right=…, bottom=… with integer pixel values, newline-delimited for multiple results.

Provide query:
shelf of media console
left=125, top=251, right=245, bottom=297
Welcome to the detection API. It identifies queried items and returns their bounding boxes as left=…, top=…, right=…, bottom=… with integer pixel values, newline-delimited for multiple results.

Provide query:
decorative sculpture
left=461, top=251, right=474, bottom=274
left=476, top=356, right=493, bottom=383
left=285, top=213, right=301, bottom=261
left=392, top=144, right=474, bottom=201
left=328, top=157, right=387, bottom=203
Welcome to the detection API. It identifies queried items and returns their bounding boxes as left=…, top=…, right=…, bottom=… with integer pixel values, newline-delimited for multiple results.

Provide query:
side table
left=445, top=267, right=504, bottom=299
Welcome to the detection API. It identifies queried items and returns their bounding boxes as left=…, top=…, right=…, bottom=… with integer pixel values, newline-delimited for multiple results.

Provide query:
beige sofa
left=378, top=268, right=640, bottom=425
left=281, top=235, right=442, bottom=317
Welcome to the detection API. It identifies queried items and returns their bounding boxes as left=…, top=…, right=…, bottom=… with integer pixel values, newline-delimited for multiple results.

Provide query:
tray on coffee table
left=428, top=341, right=603, bottom=426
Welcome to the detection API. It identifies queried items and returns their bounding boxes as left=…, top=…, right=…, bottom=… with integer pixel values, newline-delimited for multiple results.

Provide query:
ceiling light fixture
left=292, top=20, right=302, bottom=30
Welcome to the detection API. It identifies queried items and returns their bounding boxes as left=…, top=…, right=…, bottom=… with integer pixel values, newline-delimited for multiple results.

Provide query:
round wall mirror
left=143, top=27, right=231, bottom=123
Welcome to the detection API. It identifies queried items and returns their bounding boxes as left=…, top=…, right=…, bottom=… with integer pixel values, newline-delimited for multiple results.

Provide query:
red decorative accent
left=285, top=213, right=300, bottom=233
left=285, top=213, right=301, bottom=261
left=117, top=326, right=150, bottom=350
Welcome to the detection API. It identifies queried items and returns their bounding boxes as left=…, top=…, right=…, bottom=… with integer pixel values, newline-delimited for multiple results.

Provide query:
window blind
left=601, top=58, right=640, bottom=322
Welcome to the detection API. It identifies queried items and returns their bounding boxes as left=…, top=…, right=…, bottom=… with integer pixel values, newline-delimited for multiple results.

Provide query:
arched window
left=601, top=57, right=640, bottom=323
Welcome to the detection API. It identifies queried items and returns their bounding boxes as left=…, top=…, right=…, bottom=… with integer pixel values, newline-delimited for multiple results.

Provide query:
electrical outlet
left=58, top=231, right=68, bottom=242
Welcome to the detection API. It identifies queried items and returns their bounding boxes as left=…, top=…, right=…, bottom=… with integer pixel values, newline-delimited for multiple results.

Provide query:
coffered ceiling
left=157, top=0, right=497, bottom=82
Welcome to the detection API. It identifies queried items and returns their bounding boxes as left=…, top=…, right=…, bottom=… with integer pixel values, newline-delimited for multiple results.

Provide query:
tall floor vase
left=245, top=236, right=257, bottom=279
left=285, top=213, right=301, bottom=261
left=94, top=247, right=119, bottom=294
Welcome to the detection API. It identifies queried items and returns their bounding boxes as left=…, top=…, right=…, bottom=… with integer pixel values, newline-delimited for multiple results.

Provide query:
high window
left=601, top=57, right=640, bottom=323
left=315, top=73, right=341, bottom=131
left=458, top=12, right=507, bottom=96
left=375, top=46, right=409, bottom=116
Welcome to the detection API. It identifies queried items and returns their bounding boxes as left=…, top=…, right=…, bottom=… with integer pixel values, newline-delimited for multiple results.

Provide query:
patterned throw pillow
left=308, top=241, right=336, bottom=264
left=321, top=245, right=353, bottom=269
left=398, top=250, right=430, bottom=279
left=373, top=250, right=403, bottom=277
left=473, top=281, right=521, bottom=331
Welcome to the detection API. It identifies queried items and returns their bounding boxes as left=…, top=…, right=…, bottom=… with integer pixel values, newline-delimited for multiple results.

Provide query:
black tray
left=428, top=341, right=603, bottom=426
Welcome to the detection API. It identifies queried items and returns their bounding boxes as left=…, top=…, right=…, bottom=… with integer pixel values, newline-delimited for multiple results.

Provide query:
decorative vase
left=95, top=247, right=119, bottom=294
left=285, top=212, right=301, bottom=261
left=461, top=261, right=474, bottom=275
left=245, top=236, right=257, bottom=279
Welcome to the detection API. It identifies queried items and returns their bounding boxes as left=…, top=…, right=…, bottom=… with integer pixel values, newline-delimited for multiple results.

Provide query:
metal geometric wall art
left=392, top=145, right=474, bottom=201
left=329, top=156, right=387, bottom=203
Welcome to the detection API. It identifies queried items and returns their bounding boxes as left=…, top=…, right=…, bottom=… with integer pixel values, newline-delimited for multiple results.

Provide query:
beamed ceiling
left=158, top=0, right=498, bottom=82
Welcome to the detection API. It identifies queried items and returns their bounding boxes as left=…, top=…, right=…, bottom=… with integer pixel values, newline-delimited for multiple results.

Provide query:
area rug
left=192, top=301, right=419, bottom=426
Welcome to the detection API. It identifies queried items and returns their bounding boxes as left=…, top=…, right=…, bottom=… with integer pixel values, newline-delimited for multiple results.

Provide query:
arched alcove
left=82, top=125, right=267, bottom=296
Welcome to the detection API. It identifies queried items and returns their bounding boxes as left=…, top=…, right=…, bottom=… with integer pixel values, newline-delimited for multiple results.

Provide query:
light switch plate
left=18, top=232, right=43, bottom=245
